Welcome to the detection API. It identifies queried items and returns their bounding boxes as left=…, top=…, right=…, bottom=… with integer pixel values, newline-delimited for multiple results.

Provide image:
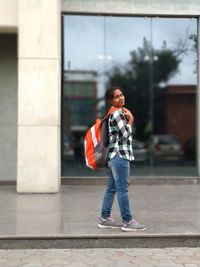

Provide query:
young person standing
left=98, top=87, right=147, bottom=232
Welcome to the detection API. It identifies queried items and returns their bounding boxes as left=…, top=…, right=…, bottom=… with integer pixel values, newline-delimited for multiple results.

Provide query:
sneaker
left=98, top=217, right=122, bottom=229
left=121, top=219, right=147, bottom=232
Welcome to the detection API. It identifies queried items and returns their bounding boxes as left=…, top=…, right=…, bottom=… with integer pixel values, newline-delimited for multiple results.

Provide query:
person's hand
left=122, top=108, right=134, bottom=125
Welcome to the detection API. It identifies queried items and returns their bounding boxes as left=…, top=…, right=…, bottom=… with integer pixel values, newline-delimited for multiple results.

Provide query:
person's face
left=110, top=89, right=125, bottom=108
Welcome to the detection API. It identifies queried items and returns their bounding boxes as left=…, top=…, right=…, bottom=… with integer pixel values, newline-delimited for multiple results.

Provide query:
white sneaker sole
left=121, top=226, right=148, bottom=232
left=98, top=223, right=121, bottom=229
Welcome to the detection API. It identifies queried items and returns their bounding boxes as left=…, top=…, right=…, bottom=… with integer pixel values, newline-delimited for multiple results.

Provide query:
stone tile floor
left=1, top=183, right=200, bottom=237
left=1, top=247, right=200, bottom=267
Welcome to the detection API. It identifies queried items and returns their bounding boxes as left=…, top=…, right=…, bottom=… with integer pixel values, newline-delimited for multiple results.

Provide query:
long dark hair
left=104, top=86, right=123, bottom=111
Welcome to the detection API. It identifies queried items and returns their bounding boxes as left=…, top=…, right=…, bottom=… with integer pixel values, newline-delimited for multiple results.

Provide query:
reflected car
left=63, top=135, right=74, bottom=160
left=132, top=140, right=148, bottom=161
left=183, top=136, right=196, bottom=161
left=152, top=134, right=183, bottom=160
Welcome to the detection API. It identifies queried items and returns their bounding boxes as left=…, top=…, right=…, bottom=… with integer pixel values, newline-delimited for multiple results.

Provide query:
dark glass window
left=62, top=15, right=198, bottom=177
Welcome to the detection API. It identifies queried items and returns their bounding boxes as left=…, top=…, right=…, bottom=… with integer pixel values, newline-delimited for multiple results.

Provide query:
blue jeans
left=100, top=154, right=133, bottom=223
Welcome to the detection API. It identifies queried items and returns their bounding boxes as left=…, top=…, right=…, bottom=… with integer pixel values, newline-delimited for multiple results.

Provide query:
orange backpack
left=84, top=107, right=119, bottom=170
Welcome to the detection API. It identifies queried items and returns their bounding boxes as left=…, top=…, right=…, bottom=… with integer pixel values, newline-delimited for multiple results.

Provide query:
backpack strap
left=103, top=107, right=121, bottom=145
left=103, top=107, right=121, bottom=120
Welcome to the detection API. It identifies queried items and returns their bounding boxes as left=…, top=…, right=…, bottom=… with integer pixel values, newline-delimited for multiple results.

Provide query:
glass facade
left=62, top=15, right=198, bottom=177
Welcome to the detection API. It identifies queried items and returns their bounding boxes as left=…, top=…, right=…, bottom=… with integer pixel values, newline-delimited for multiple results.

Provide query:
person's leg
left=109, top=155, right=133, bottom=223
left=100, top=168, right=116, bottom=219
left=109, top=155, right=147, bottom=231
left=98, top=166, right=122, bottom=228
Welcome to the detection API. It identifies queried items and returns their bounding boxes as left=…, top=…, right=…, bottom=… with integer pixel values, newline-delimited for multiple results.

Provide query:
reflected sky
left=64, top=15, right=197, bottom=97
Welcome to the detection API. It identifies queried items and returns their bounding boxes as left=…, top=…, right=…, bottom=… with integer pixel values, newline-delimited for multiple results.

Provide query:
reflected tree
left=189, top=34, right=197, bottom=51
left=189, top=33, right=197, bottom=73
left=107, top=37, right=182, bottom=141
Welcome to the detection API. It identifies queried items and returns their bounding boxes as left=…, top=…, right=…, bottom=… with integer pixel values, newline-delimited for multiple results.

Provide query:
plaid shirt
left=108, top=109, right=134, bottom=161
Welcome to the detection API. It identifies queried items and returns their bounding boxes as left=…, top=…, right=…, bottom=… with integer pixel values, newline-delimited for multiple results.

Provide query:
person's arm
left=110, top=110, right=133, bottom=139
left=122, top=108, right=134, bottom=126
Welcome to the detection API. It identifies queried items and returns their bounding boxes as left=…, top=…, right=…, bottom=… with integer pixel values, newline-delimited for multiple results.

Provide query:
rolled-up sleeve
left=110, top=110, right=132, bottom=139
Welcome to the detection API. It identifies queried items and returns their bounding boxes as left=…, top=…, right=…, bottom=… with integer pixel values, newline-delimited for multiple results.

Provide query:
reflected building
left=62, top=70, right=98, bottom=163
left=63, top=70, right=97, bottom=134
left=164, top=85, right=196, bottom=146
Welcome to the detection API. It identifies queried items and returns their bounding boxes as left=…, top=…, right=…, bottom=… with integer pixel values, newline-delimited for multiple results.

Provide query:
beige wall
left=0, top=0, right=17, bottom=33
left=61, top=0, right=200, bottom=15
left=0, top=34, right=17, bottom=180
left=1, top=0, right=199, bottom=33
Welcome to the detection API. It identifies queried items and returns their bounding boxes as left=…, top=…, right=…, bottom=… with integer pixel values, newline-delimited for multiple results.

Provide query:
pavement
left=1, top=247, right=200, bottom=266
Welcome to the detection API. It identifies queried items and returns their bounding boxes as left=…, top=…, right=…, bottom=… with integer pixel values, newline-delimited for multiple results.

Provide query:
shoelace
left=107, top=217, right=115, bottom=222
left=131, top=219, right=139, bottom=224
left=124, top=219, right=139, bottom=226
left=100, top=216, right=115, bottom=223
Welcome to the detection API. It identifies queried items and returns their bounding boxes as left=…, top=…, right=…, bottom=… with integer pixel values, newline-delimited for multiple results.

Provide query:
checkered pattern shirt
left=108, top=109, right=134, bottom=161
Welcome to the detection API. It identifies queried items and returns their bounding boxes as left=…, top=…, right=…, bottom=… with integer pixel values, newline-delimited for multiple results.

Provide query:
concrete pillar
left=17, top=0, right=61, bottom=193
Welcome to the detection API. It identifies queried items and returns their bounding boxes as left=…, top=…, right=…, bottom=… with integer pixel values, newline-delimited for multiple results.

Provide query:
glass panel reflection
left=62, top=15, right=198, bottom=177
left=62, top=15, right=108, bottom=176
left=151, top=18, right=197, bottom=176
left=105, top=17, right=152, bottom=176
